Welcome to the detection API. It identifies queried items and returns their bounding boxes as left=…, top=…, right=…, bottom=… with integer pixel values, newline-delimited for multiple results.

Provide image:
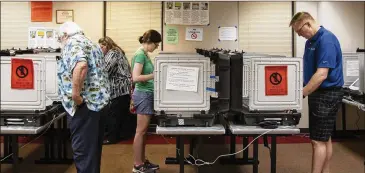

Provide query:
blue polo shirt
left=303, top=26, right=344, bottom=88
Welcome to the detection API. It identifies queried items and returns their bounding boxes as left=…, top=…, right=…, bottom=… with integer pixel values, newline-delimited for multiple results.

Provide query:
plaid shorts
left=132, top=90, right=154, bottom=115
left=308, top=88, right=344, bottom=142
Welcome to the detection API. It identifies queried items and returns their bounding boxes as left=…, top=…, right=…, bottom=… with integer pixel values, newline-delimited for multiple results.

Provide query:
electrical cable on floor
left=0, top=113, right=61, bottom=162
left=160, top=126, right=296, bottom=166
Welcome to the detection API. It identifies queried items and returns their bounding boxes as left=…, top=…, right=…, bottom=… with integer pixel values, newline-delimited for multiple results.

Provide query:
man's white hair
left=59, top=21, right=83, bottom=37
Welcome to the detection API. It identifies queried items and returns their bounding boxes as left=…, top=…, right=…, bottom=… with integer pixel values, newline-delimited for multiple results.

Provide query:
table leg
left=219, top=135, right=256, bottom=165
left=62, top=115, right=70, bottom=160
left=165, top=136, right=202, bottom=167
left=4, top=135, right=9, bottom=156
left=189, top=137, right=195, bottom=156
left=243, top=136, right=249, bottom=160
left=230, top=135, right=236, bottom=159
left=50, top=123, right=55, bottom=159
left=1, top=135, right=23, bottom=164
left=35, top=114, right=73, bottom=164
left=57, top=119, right=62, bottom=159
left=271, top=135, right=277, bottom=173
left=178, top=136, right=184, bottom=173
left=187, top=137, right=196, bottom=163
left=11, top=135, right=19, bottom=173
left=253, top=136, right=259, bottom=173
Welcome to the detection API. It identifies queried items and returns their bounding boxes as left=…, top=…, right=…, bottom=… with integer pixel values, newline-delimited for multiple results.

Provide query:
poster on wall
left=165, top=2, right=209, bottom=25
left=166, top=26, right=179, bottom=44
left=31, top=2, right=53, bottom=22
left=28, top=27, right=60, bottom=49
left=56, top=10, right=74, bottom=24
left=185, top=27, right=203, bottom=41
left=36, top=29, right=46, bottom=48
left=218, top=26, right=237, bottom=41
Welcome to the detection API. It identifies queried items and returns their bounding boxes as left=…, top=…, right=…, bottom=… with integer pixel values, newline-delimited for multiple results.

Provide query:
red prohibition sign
left=191, top=32, right=197, bottom=39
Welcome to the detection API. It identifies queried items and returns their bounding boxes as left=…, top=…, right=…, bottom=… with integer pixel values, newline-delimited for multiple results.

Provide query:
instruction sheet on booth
left=166, top=66, right=199, bottom=92
left=346, top=60, right=359, bottom=76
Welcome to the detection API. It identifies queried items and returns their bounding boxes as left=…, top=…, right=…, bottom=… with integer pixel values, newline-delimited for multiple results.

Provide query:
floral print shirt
left=57, top=34, right=110, bottom=116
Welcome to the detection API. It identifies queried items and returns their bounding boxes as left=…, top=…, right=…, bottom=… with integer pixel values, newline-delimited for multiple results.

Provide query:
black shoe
left=132, top=164, right=154, bottom=173
left=144, top=159, right=159, bottom=170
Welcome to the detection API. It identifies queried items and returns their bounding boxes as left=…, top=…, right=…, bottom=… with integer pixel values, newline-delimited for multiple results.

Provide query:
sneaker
left=144, top=159, right=159, bottom=170
left=132, top=164, right=154, bottom=173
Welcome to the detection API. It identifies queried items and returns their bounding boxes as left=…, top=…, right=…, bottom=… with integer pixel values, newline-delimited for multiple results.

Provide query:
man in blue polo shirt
left=290, top=12, right=344, bottom=173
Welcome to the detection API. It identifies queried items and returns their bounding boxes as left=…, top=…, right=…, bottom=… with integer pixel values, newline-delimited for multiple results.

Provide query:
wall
left=1, top=2, right=103, bottom=49
left=105, top=2, right=162, bottom=63
left=239, top=2, right=292, bottom=56
left=295, top=1, right=365, bottom=129
left=163, top=2, right=239, bottom=52
left=318, top=2, right=365, bottom=53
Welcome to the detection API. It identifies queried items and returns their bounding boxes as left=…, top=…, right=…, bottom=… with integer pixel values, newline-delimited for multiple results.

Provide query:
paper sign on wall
left=166, top=66, right=199, bottom=92
left=218, top=26, right=237, bottom=41
left=265, top=66, right=288, bottom=96
left=185, top=27, right=203, bottom=41
left=29, top=27, right=60, bottom=49
left=11, top=58, right=34, bottom=89
left=166, top=26, right=179, bottom=44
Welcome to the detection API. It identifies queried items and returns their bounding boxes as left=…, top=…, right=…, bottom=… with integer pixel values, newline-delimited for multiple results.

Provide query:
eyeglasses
left=295, top=22, right=309, bottom=34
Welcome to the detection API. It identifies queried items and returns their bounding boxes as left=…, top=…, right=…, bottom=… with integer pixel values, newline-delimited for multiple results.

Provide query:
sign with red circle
left=191, top=33, right=197, bottom=39
left=265, top=66, right=288, bottom=96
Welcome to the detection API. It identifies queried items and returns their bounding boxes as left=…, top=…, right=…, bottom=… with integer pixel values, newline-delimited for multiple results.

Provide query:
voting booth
left=245, top=56, right=303, bottom=112
left=242, top=53, right=286, bottom=99
left=0, top=55, right=62, bottom=127
left=154, top=53, right=217, bottom=127
left=343, top=52, right=360, bottom=88
left=1, top=54, right=63, bottom=127
left=357, top=52, right=365, bottom=93
left=240, top=55, right=303, bottom=126
left=18, top=53, right=62, bottom=103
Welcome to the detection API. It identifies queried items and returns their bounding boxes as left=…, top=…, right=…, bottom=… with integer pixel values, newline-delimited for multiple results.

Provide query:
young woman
left=131, top=30, right=161, bottom=173
left=99, top=36, right=132, bottom=144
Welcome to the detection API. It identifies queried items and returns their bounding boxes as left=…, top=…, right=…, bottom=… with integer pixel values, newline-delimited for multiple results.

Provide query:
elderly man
left=290, top=12, right=344, bottom=173
left=57, top=22, right=110, bottom=173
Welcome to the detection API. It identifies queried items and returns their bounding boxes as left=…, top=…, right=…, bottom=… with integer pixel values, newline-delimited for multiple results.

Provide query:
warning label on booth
left=11, top=58, right=34, bottom=89
left=265, top=66, right=287, bottom=96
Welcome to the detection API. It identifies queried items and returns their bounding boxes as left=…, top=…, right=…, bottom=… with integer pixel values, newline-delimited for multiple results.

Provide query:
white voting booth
left=154, top=53, right=216, bottom=127
left=1, top=56, right=47, bottom=110
left=1, top=53, right=62, bottom=127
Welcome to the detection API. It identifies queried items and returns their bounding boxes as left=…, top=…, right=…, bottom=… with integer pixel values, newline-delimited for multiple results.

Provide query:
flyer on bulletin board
left=166, top=26, right=179, bottom=44
left=164, top=1, right=209, bottom=25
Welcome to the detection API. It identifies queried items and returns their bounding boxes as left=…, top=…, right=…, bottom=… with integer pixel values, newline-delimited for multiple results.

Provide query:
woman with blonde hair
left=98, top=36, right=133, bottom=144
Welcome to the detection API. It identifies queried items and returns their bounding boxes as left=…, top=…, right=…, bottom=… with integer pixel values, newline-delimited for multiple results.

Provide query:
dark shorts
left=308, top=88, right=344, bottom=142
left=132, top=90, right=154, bottom=115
